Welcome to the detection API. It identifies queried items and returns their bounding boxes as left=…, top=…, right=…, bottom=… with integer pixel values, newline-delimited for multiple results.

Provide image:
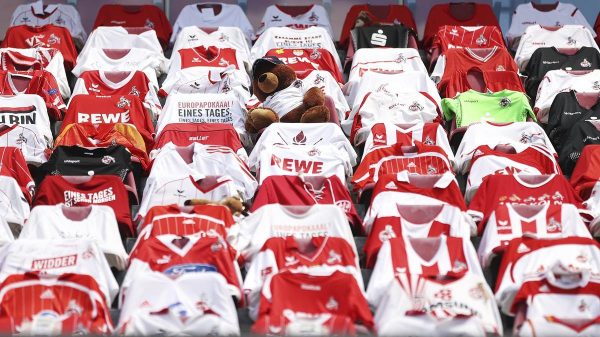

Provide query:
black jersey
left=351, top=24, right=416, bottom=49
left=559, top=118, right=600, bottom=175
left=524, top=47, right=600, bottom=98
left=40, top=145, right=132, bottom=182
left=547, top=90, right=600, bottom=153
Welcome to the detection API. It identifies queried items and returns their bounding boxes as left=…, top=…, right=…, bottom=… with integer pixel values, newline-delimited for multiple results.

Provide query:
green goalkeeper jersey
left=442, top=89, right=535, bottom=128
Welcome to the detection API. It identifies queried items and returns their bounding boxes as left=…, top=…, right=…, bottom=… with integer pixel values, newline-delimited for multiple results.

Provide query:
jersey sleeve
left=243, top=248, right=279, bottom=320
left=10, top=148, right=35, bottom=203
left=441, top=97, right=459, bottom=122
left=365, top=240, right=395, bottom=308
left=478, top=211, right=501, bottom=268
left=71, top=77, right=89, bottom=97
left=467, top=176, right=492, bottom=224
left=430, top=55, right=446, bottom=84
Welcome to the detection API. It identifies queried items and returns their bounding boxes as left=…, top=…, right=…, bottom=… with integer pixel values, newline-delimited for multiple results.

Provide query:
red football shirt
left=0, top=69, right=65, bottom=120
left=0, top=146, right=34, bottom=203
left=153, top=123, right=244, bottom=157
left=93, top=4, right=172, bottom=48
left=1, top=24, right=77, bottom=70
left=61, top=95, right=154, bottom=149
left=33, top=175, right=133, bottom=237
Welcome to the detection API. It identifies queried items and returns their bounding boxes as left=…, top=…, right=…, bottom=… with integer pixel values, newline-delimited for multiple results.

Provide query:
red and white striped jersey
left=351, top=142, right=453, bottom=192
left=0, top=70, right=65, bottom=120
left=467, top=174, right=585, bottom=224
left=243, top=236, right=361, bottom=320
left=478, top=203, right=591, bottom=267
left=495, top=237, right=600, bottom=313
left=361, top=122, right=450, bottom=160
left=364, top=204, right=474, bottom=267
left=367, top=235, right=483, bottom=307
left=0, top=239, right=118, bottom=304
left=431, top=25, right=505, bottom=53
left=466, top=144, right=560, bottom=202
left=138, top=175, right=237, bottom=218
left=366, top=172, right=466, bottom=224
left=146, top=142, right=256, bottom=200
left=71, top=70, right=161, bottom=117
left=374, top=272, right=502, bottom=336
left=0, top=273, right=112, bottom=335
left=124, top=234, right=241, bottom=300
left=118, top=272, right=240, bottom=336
left=257, top=144, right=353, bottom=185
left=138, top=204, right=232, bottom=235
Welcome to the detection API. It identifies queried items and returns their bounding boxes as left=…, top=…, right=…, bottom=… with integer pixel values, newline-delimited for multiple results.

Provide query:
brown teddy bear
left=244, top=57, right=330, bottom=133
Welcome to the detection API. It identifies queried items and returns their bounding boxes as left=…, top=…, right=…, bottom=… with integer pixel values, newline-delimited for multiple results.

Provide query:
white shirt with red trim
left=171, top=26, right=250, bottom=64
left=507, top=2, right=595, bottom=49
left=455, top=121, right=556, bottom=173
left=251, top=26, right=340, bottom=70
left=0, top=238, right=118, bottom=304
left=478, top=203, right=591, bottom=268
left=243, top=236, right=362, bottom=320
left=170, top=3, right=254, bottom=43
left=256, top=5, right=333, bottom=38
left=346, top=70, right=441, bottom=110
left=249, top=123, right=356, bottom=170
left=73, top=47, right=168, bottom=88
left=146, top=142, right=256, bottom=201
left=234, top=204, right=356, bottom=265
left=519, top=316, right=600, bottom=337
left=0, top=124, right=50, bottom=166
left=374, top=272, right=503, bottom=336
left=256, top=144, right=353, bottom=185
left=118, top=271, right=240, bottom=335
left=21, top=204, right=127, bottom=270
left=81, top=27, right=162, bottom=57
left=534, top=69, right=600, bottom=123
left=465, top=143, right=560, bottom=201
left=495, top=238, right=600, bottom=313
left=515, top=25, right=599, bottom=70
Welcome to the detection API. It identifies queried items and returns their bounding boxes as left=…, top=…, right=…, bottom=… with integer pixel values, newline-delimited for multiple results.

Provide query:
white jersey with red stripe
left=10, top=3, right=87, bottom=46
left=139, top=175, right=237, bottom=218
left=455, top=121, right=556, bottom=173
left=465, top=144, right=560, bottom=201
left=520, top=316, right=600, bottom=337
left=243, top=236, right=362, bottom=320
left=256, top=5, right=333, bottom=38
left=346, top=92, right=442, bottom=144
left=171, top=26, right=250, bottom=64
left=249, top=122, right=356, bottom=170
left=478, top=203, right=591, bottom=268
left=234, top=204, right=356, bottom=266
left=118, top=271, right=240, bottom=335
left=256, top=144, right=353, bottom=185
left=495, top=237, right=600, bottom=313
left=0, top=239, right=118, bottom=304
left=20, top=205, right=128, bottom=270
left=361, top=122, right=450, bottom=160
left=146, top=142, right=256, bottom=200
left=157, top=92, right=247, bottom=135
left=374, top=272, right=503, bottom=336
left=367, top=235, right=484, bottom=308
left=346, top=70, right=442, bottom=109
left=72, top=47, right=168, bottom=88
left=515, top=25, right=599, bottom=71
left=251, top=26, right=340, bottom=70
left=534, top=69, right=600, bottom=123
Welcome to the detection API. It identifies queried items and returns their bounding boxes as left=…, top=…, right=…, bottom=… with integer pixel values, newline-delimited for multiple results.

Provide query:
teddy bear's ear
left=184, top=199, right=214, bottom=206
left=219, top=196, right=245, bottom=215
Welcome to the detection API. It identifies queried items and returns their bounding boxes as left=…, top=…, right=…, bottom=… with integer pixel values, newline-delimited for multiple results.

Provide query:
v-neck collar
left=465, top=46, right=498, bottom=63
left=99, top=70, right=136, bottom=89
left=404, top=235, right=447, bottom=267
left=284, top=236, right=329, bottom=262
left=157, top=234, right=202, bottom=257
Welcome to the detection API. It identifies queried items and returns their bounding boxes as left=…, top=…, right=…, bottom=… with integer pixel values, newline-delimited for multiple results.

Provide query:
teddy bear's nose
left=257, top=72, right=279, bottom=94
